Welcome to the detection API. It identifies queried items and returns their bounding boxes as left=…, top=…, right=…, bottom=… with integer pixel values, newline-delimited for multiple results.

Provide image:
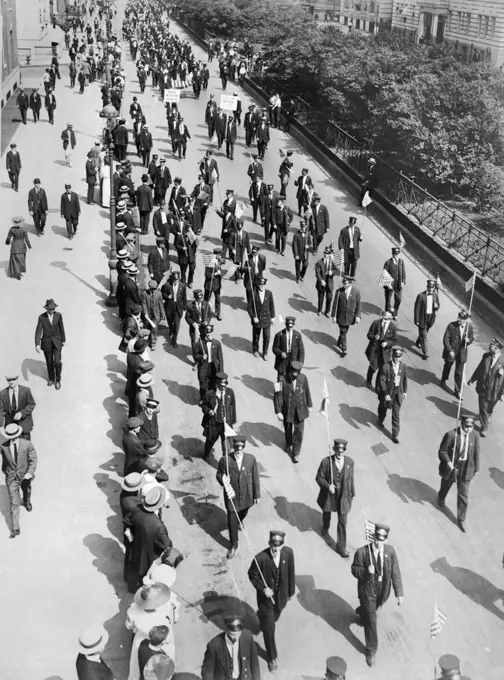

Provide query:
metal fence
left=174, top=11, right=504, bottom=287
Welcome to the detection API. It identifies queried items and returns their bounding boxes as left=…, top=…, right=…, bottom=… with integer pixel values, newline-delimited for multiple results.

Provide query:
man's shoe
left=439, top=379, right=447, bottom=389
left=437, top=495, right=445, bottom=508
left=9, top=529, right=20, bottom=538
left=55, top=381, right=61, bottom=390
left=292, top=454, right=299, bottom=464
left=25, top=501, right=32, bottom=512
left=337, top=547, right=350, bottom=558
left=173, top=341, right=179, bottom=349
left=263, top=353, right=268, bottom=361
left=480, top=429, right=487, bottom=437
left=253, top=351, right=259, bottom=358
left=340, top=351, right=347, bottom=358
left=321, top=528, right=330, bottom=538
left=226, top=547, right=236, bottom=559
left=377, top=419, right=384, bottom=428
left=216, top=315, right=222, bottom=321
left=366, top=654, right=375, bottom=668
left=47, top=380, right=54, bottom=387
left=267, top=660, right=278, bottom=672
left=415, top=339, right=421, bottom=348
left=392, top=436, right=400, bottom=444
left=458, top=519, right=466, bottom=533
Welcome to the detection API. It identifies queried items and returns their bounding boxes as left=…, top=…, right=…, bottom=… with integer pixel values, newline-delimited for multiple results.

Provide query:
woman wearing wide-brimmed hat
left=6, top=216, right=31, bottom=279
left=125, top=580, right=179, bottom=680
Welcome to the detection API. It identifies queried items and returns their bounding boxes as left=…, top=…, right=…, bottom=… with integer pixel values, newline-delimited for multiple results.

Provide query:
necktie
left=11, top=390, right=17, bottom=412
left=13, top=443, right=18, bottom=466
left=287, top=332, right=291, bottom=353
left=377, top=551, right=382, bottom=579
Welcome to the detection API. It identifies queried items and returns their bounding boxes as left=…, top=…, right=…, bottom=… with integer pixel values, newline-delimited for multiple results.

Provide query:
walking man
left=414, top=279, right=440, bottom=359
left=16, top=87, right=29, bottom=124
left=0, top=370, right=36, bottom=441
left=6, top=143, right=22, bottom=192
left=338, top=216, right=362, bottom=277
left=364, top=310, right=397, bottom=389
left=468, top=338, right=504, bottom=437
left=440, top=311, right=474, bottom=398
left=383, top=247, right=406, bottom=319
left=60, top=183, right=81, bottom=240
left=377, top=346, right=407, bottom=444
left=29, top=88, right=42, bottom=122
left=136, top=174, right=154, bottom=235
left=331, top=274, right=361, bottom=358
left=0, top=423, right=38, bottom=538
left=316, top=438, right=355, bottom=557
left=272, top=316, right=305, bottom=380
left=202, top=372, right=237, bottom=459
left=85, top=151, right=97, bottom=204
left=292, top=220, right=310, bottom=283
left=216, top=435, right=260, bottom=559
left=247, top=276, right=275, bottom=360
left=315, top=246, right=337, bottom=316
left=35, top=298, right=66, bottom=390
left=274, top=361, right=312, bottom=463
left=248, top=530, right=295, bottom=672
left=45, top=89, right=57, bottom=124
left=28, top=178, right=49, bottom=236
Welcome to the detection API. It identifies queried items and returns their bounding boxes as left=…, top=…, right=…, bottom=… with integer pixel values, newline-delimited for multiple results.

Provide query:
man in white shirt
left=413, top=279, right=440, bottom=359
left=201, top=612, right=260, bottom=680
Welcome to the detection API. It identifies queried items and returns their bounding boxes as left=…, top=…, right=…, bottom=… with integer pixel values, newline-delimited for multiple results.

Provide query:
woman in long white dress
left=101, top=155, right=113, bottom=208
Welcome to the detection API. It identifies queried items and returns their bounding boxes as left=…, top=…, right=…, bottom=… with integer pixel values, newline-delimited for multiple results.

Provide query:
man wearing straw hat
left=437, top=415, right=480, bottom=533
left=248, top=530, right=295, bottom=672
left=315, top=439, right=355, bottom=558
left=76, top=626, right=114, bottom=680
left=0, top=423, right=38, bottom=538
left=0, top=369, right=36, bottom=440
left=351, top=523, right=403, bottom=667
left=216, top=435, right=260, bottom=560
left=201, top=611, right=260, bottom=680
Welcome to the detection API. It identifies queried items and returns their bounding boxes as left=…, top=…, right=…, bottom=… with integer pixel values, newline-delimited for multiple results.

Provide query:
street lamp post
left=102, top=104, right=118, bottom=307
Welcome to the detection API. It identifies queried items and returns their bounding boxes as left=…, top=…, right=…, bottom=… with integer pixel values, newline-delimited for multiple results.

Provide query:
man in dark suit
left=204, top=94, right=217, bottom=139
left=315, top=246, right=337, bottom=316
left=272, top=316, right=305, bottom=380
left=262, top=183, right=277, bottom=243
left=135, top=174, right=153, bottom=235
left=129, top=96, right=142, bottom=120
left=202, top=371, right=237, bottom=460
left=0, top=423, right=38, bottom=537
left=204, top=249, right=224, bottom=321
left=248, top=530, right=295, bottom=672
left=123, top=265, right=143, bottom=317
left=199, top=150, right=219, bottom=204
left=85, top=151, right=97, bottom=204
left=193, top=324, right=224, bottom=402
left=76, top=627, right=114, bottom=680
left=437, top=415, right=480, bottom=532
left=147, top=237, right=171, bottom=284
left=365, top=310, right=397, bottom=388
left=309, top=194, right=330, bottom=255
left=174, top=223, right=198, bottom=288
left=6, top=143, right=22, bottom=191
left=244, top=105, right=258, bottom=148
left=331, top=274, right=361, bottom=357
left=360, top=157, right=379, bottom=206
left=60, top=183, right=81, bottom=239
left=316, top=438, right=355, bottom=557
left=247, top=276, right=275, bottom=359
left=243, top=246, right=266, bottom=300
left=44, top=89, right=57, bottom=124
left=162, top=270, right=187, bottom=348
left=248, top=175, right=267, bottom=224
left=225, top=115, right=237, bottom=160
left=351, top=523, right=403, bottom=667
left=0, top=371, right=36, bottom=440
left=294, top=168, right=313, bottom=216
left=441, top=310, right=474, bottom=398
left=154, top=158, right=172, bottom=205
left=152, top=199, right=174, bottom=242
left=273, top=195, right=292, bottom=256
left=29, top=88, right=42, bottom=122
left=201, top=612, right=260, bottom=680
left=274, top=361, right=312, bottom=463
left=35, top=298, right=66, bottom=389
left=174, top=117, right=191, bottom=159
left=292, top=220, right=310, bottom=283
left=383, top=247, right=406, bottom=319
left=468, top=337, right=504, bottom=437
left=247, top=154, right=263, bottom=181
left=185, top=289, right=213, bottom=345
left=338, top=216, right=362, bottom=277
left=113, top=118, right=129, bottom=161
left=377, top=346, right=407, bottom=444
left=217, top=435, right=260, bottom=559
left=169, top=177, right=187, bottom=215
left=16, top=87, right=29, bottom=124
left=139, top=124, right=153, bottom=168
left=28, top=178, right=49, bottom=235
left=414, top=279, right=440, bottom=359
left=231, top=221, right=251, bottom=281
left=190, top=175, right=210, bottom=233
left=122, top=416, right=146, bottom=474
left=256, top=116, right=270, bottom=160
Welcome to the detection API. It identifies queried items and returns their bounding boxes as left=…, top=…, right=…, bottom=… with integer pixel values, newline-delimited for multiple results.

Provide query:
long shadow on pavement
left=194, top=590, right=260, bottom=635
left=162, top=379, right=200, bottom=406
left=273, top=495, right=322, bottom=536
left=221, top=333, right=252, bottom=354
left=489, top=467, right=504, bottom=491
left=178, top=494, right=229, bottom=549
left=385, top=473, right=458, bottom=529
left=338, top=403, right=377, bottom=430
left=239, top=374, right=273, bottom=400
left=331, top=365, right=365, bottom=388
left=21, top=357, right=48, bottom=382
left=221, top=295, right=247, bottom=311
left=240, top=421, right=285, bottom=450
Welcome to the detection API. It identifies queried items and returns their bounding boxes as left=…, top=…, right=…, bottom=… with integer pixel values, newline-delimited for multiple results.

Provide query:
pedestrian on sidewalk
left=29, top=88, right=42, bottom=122
left=61, top=123, right=77, bottom=166
left=16, top=88, right=29, bottom=125
left=76, top=627, right=114, bottom=680
left=6, top=215, right=31, bottom=280
left=0, top=370, right=36, bottom=441
left=136, top=174, right=154, bottom=234
left=44, top=89, right=57, bottom=124
left=85, top=151, right=97, bottom=204
left=468, top=338, right=504, bottom=437
left=78, top=69, right=86, bottom=94
left=0, top=423, right=37, bottom=539
left=142, top=281, right=167, bottom=351
left=35, top=298, right=66, bottom=389
left=69, top=61, right=77, bottom=88
left=60, top=184, right=81, bottom=240
left=6, top=143, right=21, bottom=191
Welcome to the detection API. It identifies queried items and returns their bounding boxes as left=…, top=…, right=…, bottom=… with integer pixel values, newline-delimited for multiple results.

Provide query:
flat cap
left=126, top=416, right=143, bottom=429
left=290, top=361, right=303, bottom=371
left=326, top=656, right=347, bottom=678
left=333, top=438, right=348, bottom=448
left=216, top=372, right=228, bottom=381
left=269, top=530, right=286, bottom=544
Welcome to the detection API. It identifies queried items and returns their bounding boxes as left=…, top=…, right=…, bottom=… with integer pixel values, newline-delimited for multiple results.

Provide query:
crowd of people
left=3, top=0, right=504, bottom=678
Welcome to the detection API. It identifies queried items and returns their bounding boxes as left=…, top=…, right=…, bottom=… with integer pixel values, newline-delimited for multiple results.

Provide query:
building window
left=369, top=0, right=375, bottom=12
left=484, top=16, right=489, bottom=36
left=490, top=16, right=496, bottom=38
left=466, top=13, right=471, bottom=31
left=447, top=10, right=452, bottom=30
left=457, top=12, right=462, bottom=29
left=478, top=14, right=483, bottom=35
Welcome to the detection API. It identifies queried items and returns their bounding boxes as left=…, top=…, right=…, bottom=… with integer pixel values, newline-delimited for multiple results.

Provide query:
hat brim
left=78, top=628, right=109, bottom=654
left=142, top=484, right=169, bottom=513
left=134, top=581, right=172, bottom=609
left=2, top=424, right=23, bottom=439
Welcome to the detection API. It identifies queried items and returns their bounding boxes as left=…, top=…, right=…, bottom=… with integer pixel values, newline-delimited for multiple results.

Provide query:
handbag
left=162, top=547, right=184, bottom=568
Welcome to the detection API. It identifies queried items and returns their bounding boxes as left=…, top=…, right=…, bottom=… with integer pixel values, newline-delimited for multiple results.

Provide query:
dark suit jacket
left=174, top=123, right=191, bottom=143
left=185, top=300, right=213, bottom=331
left=469, top=351, right=504, bottom=402
left=6, top=150, right=22, bottom=173
left=152, top=208, right=174, bottom=241
left=0, top=438, right=38, bottom=483
left=351, top=543, right=403, bottom=608
left=193, top=338, right=224, bottom=373
left=248, top=546, right=295, bottom=614
left=0, top=386, right=36, bottom=433
left=294, top=174, right=313, bottom=200
left=310, top=204, right=330, bottom=236
left=129, top=507, right=172, bottom=585
left=28, top=187, right=48, bottom=214
left=248, top=180, right=266, bottom=204
left=122, top=430, right=146, bottom=475
left=316, top=455, right=355, bottom=513
left=76, top=654, right=114, bottom=680
left=85, top=160, right=97, bottom=184
left=200, top=157, right=219, bottom=184
left=124, top=277, right=142, bottom=315
left=377, top=360, right=408, bottom=403
left=315, top=257, right=337, bottom=291
left=243, top=253, right=266, bottom=291
left=256, top=124, right=270, bottom=143
left=29, top=92, right=42, bottom=111
left=384, top=257, right=406, bottom=289
left=201, top=630, right=260, bottom=680
left=442, top=320, right=474, bottom=362
left=44, top=93, right=57, bottom=109
left=147, top=246, right=170, bottom=283
left=35, top=311, right=66, bottom=350
left=225, top=119, right=237, bottom=142
left=60, top=191, right=81, bottom=219
left=331, top=286, right=361, bottom=325
left=292, top=231, right=310, bottom=261
left=136, top=183, right=153, bottom=212
left=233, top=229, right=251, bottom=264
left=274, top=373, right=312, bottom=422
left=414, top=290, right=440, bottom=328
left=247, top=289, right=275, bottom=328
left=162, top=281, right=187, bottom=317
left=338, top=225, right=362, bottom=260
left=202, top=387, right=236, bottom=428
left=169, top=185, right=187, bottom=213
left=247, top=161, right=263, bottom=180
left=438, top=427, right=480, bottom=481
left=272, top=329, right=305, bottom=374
left=216, top=451, right=260, bottom=512
left=365, top=319, right=397, bottom=370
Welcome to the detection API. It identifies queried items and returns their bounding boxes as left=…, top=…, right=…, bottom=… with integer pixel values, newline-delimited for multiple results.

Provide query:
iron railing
left=173, top=10, right=504, bottom=287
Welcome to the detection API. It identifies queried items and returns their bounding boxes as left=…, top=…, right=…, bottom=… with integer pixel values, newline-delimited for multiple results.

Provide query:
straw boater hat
left=134, top=582, right=172, bottom=610
left=78, top=626, right=109, bottom=655
left=121, top=472, right=147, bottom=493
left=2, top=423, right=22, bottom=439
left=137, top=373, right=154, bottom=389
left=141, top=483, right=169, bottom=513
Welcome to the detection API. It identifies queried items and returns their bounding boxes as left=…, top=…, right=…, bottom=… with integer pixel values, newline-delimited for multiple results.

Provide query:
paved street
left=1, top=4, right=504, bottom=679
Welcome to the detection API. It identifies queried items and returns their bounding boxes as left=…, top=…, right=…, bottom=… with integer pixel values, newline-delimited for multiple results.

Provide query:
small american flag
left=430, top=603, right=448, bottom=639
left=279, top=148, right=286, bottom=158
left=185, top=227, right=196, bottom=245
left=379, top=269, right=394, bottom=288
left=365, top=518, right=376, bottom=542
left=332, top=249, right=345, bottom=268
left=224, top=423, right=237, bottom=438
left=320, top=380, right=330, bottom=418
left=362, top=191, right=372, bottom=208
left=202, top=253, right=218, bottom=267
left=223, top=263, right=238, bottom=280
left=465, top=271, right=476, bottom=293
left=235, top=201, right=246, bottom=219
left=436, top=274, right=443, bottom=291
left=399, top=231, right=406, bottom=248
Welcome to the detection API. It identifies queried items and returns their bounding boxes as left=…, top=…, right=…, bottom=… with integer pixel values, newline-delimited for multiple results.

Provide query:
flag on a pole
left=279, top=148, right=286, bottom=158
left=202, top=253, right=218, bottom=267
left=186, top=227, right=197, bottom=245
left=436, top=274, right=443, bottom=291
left=224, top=422, right=237, bottom=438
left=235, top=201, right=246, bottom=219
left=332, top=249, right=345, bottom=268
left=364, top=518, right=376, bottom=542
left=278, top=314, right=284, bottom=325
left=320, top=380, right=330, bottom=418
left=362, top=191, right=372, bottom=208
left=379, top=270, right=394, bottom=288
left=399, top=232, right=406, bottom=248
left=211, top=167, right=219, bottom=182
left=430, top=603, right=448, bottom=639
left=223, top=263, right=239, bottom=280
left=465, top=271, right=476, bottom=293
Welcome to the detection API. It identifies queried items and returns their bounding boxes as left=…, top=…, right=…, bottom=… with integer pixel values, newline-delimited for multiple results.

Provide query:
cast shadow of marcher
left=171, top=435, right=205, bottom=462
left=94, top=472, right=123, bottom=541
left=270, top=267, right=296, bottom=281
left=0, top=484, right=12, bottom=532
left=103, top=374, right=127, bottom=450
left=331, top=365, right=364, bottom=388
left=274, top=495, right=322, bottom=536
left=359, top=301, right=382, bottom=316
left=239, top=374, right=273, bottom=400
left=489, top=467, right=504, bottom=492
left=21, top=356, right=48, bottom=382
left=240, top=421, right=285, bottom=450
left=162, top=379, right=200, bottom=406
left=426, top=395, right=473, bottom=420
left=386, top=474, right=458, bottom=525
left=338, top=403, right=377, bottom=430
left=221, top=334, right=252, bottom=354
left=221, top=295, right=247, bottom=311
left=296, top=575, right=366, bottom=653
left=302, top=329, right=337, bottom=352
left=194, top=590, right=260, bottom=635
left=178, top=495, right=229, bottom=549
left=431, top=557, right=504, bottom=621
left=288, top=295, right=314, bottom=314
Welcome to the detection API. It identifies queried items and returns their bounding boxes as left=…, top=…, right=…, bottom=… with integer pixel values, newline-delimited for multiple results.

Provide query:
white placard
left=220, top=94, right=238, bottom=111
left=164, top=89, right=181, bottom=104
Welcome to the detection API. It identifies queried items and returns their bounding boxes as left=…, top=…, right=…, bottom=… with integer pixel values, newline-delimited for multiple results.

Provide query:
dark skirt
left=8, top=252, right=26, bottom=278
